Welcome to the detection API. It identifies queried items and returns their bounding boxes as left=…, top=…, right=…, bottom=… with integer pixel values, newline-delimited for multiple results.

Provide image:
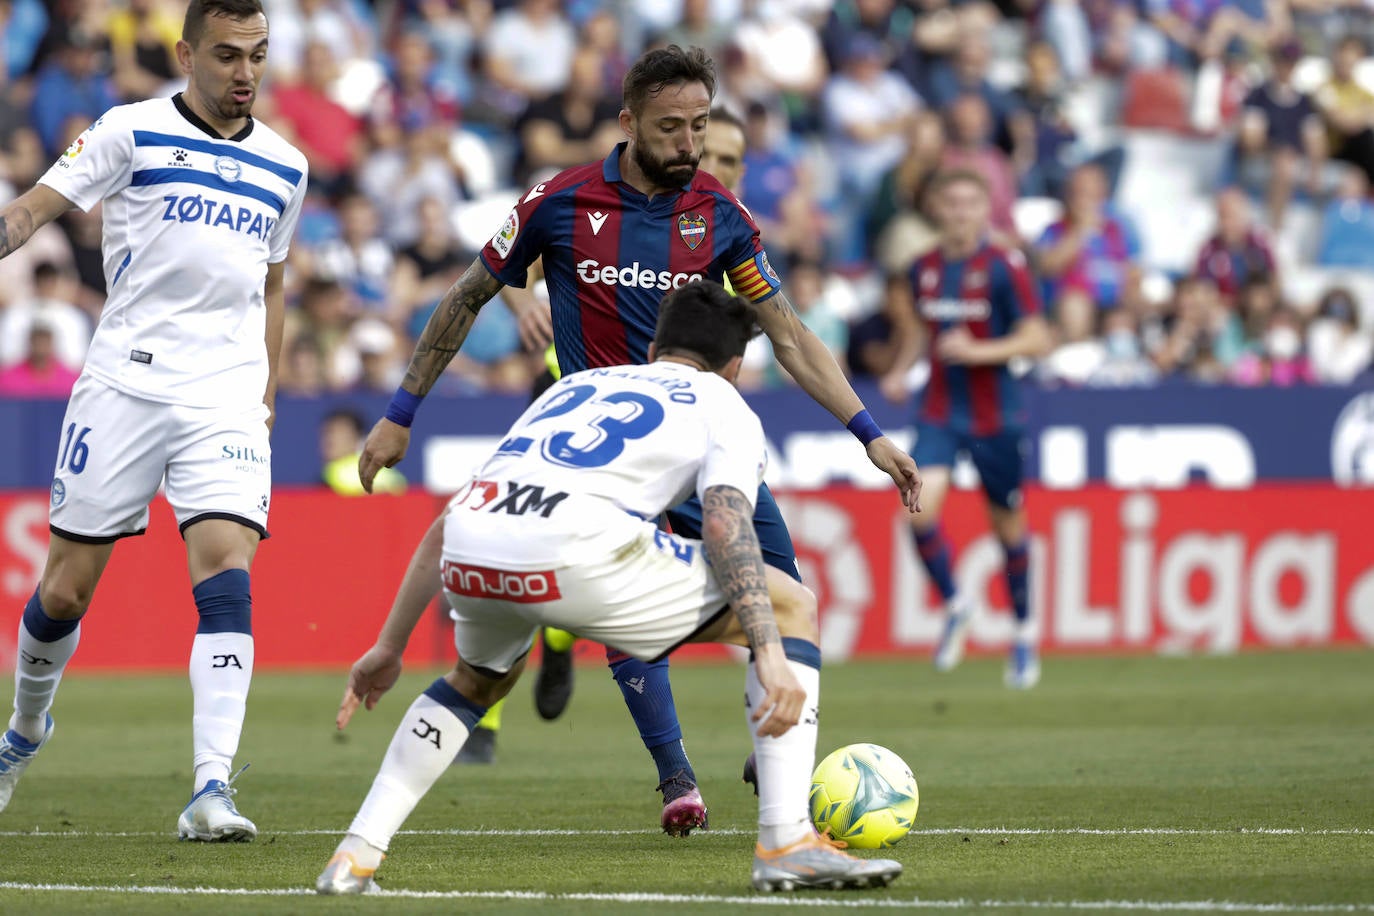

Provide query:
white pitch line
left=0, top=882, right=1370, bottom=912
left=1, top=826, right=1372, bottom=838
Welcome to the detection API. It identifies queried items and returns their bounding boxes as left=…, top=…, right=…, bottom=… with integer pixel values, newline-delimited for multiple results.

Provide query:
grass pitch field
left=0, top=650, right=1370, bottom=914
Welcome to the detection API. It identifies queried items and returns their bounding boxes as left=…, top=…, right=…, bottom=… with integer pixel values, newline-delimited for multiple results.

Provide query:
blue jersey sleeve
left=479, top=182, right=556, bottom=287
left=993, top=247, right=1042, bottom=328
left=718, top=197, right=782, bottom=303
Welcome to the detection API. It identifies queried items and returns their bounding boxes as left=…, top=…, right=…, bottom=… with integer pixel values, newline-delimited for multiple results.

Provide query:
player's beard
left=632, top=134, right=698, bottom=190
left=216, top=86, right=256, bottom=121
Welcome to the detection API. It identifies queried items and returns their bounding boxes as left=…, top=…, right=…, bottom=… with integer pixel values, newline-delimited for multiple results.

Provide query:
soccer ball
left=809, top=743, right=919, bottom=849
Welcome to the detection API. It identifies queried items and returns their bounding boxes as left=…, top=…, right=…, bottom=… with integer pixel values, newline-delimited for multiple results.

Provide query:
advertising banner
left=0, top=485, right=1367, bottom=671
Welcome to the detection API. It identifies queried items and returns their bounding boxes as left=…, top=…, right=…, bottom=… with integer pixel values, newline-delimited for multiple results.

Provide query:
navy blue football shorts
left=667, top=481, right=802, bottom=582
left=913, top=421, right=1026, bottom=510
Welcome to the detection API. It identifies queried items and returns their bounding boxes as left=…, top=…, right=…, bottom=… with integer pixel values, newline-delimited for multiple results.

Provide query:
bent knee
left=37, top=581, right=93, bottom=620
left=449, top=656, right=523, bottom=708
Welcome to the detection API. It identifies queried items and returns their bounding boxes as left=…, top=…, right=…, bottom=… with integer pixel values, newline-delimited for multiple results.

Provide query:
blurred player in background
left=0, top=0, right=307, bottom=837
left=699, top=106, right=747, bottom=192
left=356, top=45, right=920, bottom=834
left=321, top=407, right=406, bottom=495
left=883, top=169, right=1051, bottom=689
left=318, top=281, right=903, bottom=895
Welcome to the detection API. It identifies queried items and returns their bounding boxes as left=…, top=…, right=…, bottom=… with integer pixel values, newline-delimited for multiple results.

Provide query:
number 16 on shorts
left=57, top=423, right=94, bottom=475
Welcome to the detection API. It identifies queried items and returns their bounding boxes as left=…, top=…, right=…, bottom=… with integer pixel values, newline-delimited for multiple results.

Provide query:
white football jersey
left=470, top=361, right=767, bottom=521
left=38, top=95, right=308, bottom=408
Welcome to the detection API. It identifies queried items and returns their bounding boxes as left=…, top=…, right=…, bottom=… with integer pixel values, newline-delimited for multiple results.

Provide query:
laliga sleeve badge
left=55, top=135, right=86, bottom=169
left=492, top=210, right=520, bottom=258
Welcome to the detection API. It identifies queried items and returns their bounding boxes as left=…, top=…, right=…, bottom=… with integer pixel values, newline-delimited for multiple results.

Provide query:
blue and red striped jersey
left=909, top=242, right=1042, bottom=435
left=480, top=142, right=781, bottom=374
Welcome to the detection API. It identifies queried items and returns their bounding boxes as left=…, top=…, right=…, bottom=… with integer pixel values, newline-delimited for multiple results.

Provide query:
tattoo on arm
left=768, top=289, right=799, bottom=317
left=0, top=207, right=35, bottom=260
left=701, top=485, right=780, bottom=651
left=401, top=260, right=503, bottom=396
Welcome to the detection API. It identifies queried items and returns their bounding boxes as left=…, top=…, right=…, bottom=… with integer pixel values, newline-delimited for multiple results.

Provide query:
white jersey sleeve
left=696, top=379, right=766, bottom=511
left=39, top=110, right=133, bottom=212
left=268, top=166, right=307, bottom=264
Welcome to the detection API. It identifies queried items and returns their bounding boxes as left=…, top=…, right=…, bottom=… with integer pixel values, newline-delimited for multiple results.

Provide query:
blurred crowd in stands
left=1, top=0, right=1373, bottom=402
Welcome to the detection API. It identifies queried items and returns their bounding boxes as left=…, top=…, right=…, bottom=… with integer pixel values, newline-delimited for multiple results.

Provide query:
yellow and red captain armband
left=725, top=251, right=782, bottom=303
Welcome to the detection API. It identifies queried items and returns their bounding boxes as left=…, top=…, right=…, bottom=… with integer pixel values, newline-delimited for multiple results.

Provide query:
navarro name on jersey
left=161, top=193, right=277, bottom=241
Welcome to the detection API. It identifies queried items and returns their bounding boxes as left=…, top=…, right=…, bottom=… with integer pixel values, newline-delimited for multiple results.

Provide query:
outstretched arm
left=336, top=512, right=446, bottom=728
left=401, top=258, right=506, bottom=396
left=756, top=291, right=922, bottom=511
left=0, top=185, right=75, bottom=259
left=754, top=291, right=864, bottom=424
left=701, top=484, right=804, bottom=737
left=358, top=259, right=505, bottom=491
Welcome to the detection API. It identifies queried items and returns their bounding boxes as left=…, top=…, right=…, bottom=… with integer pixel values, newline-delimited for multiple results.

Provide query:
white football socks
left=189, top=632, right=254, bottom=792
left=345, top=693, right=470, bottom=855
left=747, top=659, right=821, bottom=850
left=10, top=618, right=80, bottom=742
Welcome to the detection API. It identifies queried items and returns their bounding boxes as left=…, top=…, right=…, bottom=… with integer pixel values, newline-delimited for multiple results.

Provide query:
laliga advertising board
left=779, top=486, right=1374, bottom=661
left=0, top=482, right=1369, bottom=671
left=0, top=384, right=1370, bottom=669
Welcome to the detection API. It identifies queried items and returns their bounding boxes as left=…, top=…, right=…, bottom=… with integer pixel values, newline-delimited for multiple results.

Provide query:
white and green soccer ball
left=809, top=743, right=919, bottom=849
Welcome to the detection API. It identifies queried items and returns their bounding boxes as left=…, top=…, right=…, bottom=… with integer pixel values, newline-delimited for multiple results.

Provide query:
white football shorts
left=440, top=486, right=729, bottom=676
left=48, top=374, right=272, bottom=542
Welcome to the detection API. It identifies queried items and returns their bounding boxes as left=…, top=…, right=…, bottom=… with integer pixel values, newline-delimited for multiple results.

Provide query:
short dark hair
left=623, top=45, right=716, bottom=115
left=654, top=280, right=759, bottom=370
left=708, top=105, right=743, bottom=132
left=931, top=168, right=990, bottom=197
left=183, top=0, right=265, bottom=46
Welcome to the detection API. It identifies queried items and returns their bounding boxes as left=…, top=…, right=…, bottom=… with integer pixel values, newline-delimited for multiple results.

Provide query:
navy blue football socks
left=914, top=527, right=958, bottom=603
left=192, top=569, right=253, bottom=635
left=1003, top=540, right=1031, bottom=623
left=607, top=653, right=695, bottom=784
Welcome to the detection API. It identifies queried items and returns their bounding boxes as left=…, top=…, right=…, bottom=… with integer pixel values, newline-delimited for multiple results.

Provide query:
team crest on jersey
left=921, top=269, right=939, bottom=290
left=492, top=210, right=520, bottom=258
left=965, top=269, right=986, bottom=288
left=214, top=155, right=242, bottom=183
left=677, top=213, right=707, bottom=250
left=50, top=478, right=66, bottom=508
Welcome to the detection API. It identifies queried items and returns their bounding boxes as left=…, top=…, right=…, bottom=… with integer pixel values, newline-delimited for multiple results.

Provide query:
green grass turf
left=0, top=650, right=1371, bottom=914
